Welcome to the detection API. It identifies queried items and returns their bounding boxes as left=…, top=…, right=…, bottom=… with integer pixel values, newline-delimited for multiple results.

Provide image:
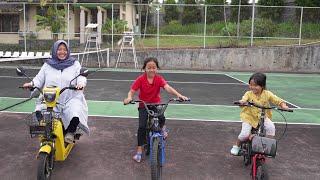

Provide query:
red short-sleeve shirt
left=131, top=73, right=167, bottom=106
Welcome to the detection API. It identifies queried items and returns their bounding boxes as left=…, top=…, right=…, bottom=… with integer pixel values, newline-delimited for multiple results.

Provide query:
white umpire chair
left=115, top=31, right=138, bottom=68
left=81, top=23, right=103, bottom=68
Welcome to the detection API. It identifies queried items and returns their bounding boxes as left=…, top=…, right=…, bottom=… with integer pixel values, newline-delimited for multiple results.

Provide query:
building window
left=0, top=14, right=19, bottom=32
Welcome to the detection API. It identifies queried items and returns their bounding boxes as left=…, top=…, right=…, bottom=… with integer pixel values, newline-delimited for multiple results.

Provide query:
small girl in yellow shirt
left=230, top=72, right=289, bottom=156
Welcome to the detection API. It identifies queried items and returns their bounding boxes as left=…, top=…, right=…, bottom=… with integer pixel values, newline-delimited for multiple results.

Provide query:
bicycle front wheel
left=255, top=162, right=268, bottom=180
left=151, top=137, right=162, bottom=180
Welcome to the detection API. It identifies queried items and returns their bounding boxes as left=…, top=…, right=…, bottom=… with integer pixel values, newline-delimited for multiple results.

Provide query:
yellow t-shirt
left=240, top=90, right=284, bottom=128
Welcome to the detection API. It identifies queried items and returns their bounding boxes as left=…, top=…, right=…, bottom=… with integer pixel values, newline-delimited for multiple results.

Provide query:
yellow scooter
left=16, top=66, right=89, bottom=180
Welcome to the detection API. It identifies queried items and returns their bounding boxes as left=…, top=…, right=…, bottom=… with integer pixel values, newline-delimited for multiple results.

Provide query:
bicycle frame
left=234, top=101, right=293, bottom=180
left=126, top=98, right=190, bottom=180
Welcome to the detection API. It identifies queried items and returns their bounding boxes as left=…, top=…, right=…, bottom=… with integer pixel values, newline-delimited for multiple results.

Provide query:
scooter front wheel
left=37, top=152, right=52, bottom=180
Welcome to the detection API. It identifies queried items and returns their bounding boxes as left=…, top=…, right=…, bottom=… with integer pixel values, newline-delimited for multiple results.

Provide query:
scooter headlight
left=44, top=92, right=56, bottom=103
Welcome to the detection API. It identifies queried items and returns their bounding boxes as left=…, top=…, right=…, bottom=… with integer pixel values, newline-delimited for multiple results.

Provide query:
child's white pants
left=238, top=117, right=275, bottom=141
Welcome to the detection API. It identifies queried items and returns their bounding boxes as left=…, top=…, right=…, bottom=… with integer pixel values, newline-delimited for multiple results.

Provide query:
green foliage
left=258, top=0, right=284, bottom=22
left=300, top=23, right=320, bottom=38
left=230, top=0, right=251, bottom=22
left=159, top=22, right=204, bottom=35
left=164, top=0, right=179, bottom=23
left=34, top=5, right=66, bottom=40
left=295, top=0, right=320, bottom=23
left=274, top=22, right=300, bottom=38
left=101, top=19, right=128, bottom=34
left=205, top=0, right=226, bottom=23
left=101, top=19, right=128, bottom=42
left=221, top=18, right=276, bottom=37
left=295, top=0, right=320, bottom=6
left=182, top=0, right=202, bottom=24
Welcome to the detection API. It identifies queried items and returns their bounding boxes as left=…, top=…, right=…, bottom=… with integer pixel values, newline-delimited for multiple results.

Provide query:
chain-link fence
left=0, top=2, right=319, bottom=52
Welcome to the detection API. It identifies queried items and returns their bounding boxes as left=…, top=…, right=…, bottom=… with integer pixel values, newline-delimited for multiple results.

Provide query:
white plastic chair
left=4, top=51, right=12, bottom=58
left=12, top=52, right=20, bottom=58
left=43, top=52, right=51, bottom=58
left=35, top=52, right=43, bottom=57
left=27, top=52, right=35, bottom=57
left=20, top=52, right=28, bottom=57
left=0, top=51, right=3, bottom=57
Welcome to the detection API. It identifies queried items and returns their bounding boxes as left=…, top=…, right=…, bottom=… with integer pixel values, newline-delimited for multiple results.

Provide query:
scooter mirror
left=16, top=66, right=26, bottom=77
left=80, top=68, right=90, bottom=77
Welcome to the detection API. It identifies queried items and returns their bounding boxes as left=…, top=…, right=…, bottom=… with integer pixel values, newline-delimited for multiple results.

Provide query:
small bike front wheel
left=151, top=137, right=162, bottom=180
left=37, top=152, right=52, bottom=180
left=256, top=163, right=268, bottom=180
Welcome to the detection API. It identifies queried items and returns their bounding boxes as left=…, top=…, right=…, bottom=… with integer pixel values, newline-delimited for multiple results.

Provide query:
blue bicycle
left=127, top=98, right=190, bottom=180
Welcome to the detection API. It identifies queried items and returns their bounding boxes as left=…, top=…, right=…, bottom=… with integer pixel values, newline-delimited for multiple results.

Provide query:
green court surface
left=1, top=98, right=319, bottom=124
left=0, top=69, right=319, bottom=124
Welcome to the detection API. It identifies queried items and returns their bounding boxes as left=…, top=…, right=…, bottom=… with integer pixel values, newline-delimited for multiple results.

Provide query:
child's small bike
left=126, top=98, right=190, bottom=180
left=234, top=101, right=293, bottom=180
left=16, top=66, right=89, bottom=180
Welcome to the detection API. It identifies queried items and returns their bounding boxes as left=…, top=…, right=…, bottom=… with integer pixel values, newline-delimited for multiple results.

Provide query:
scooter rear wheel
left=37, top=152, right=52, bottom=180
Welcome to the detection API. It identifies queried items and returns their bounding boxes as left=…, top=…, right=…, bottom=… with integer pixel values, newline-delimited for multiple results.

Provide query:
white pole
left=112, top=4, right=114, bottom=51
left=237, top=0, right=241, bottom=38
left=67, top=3, right=70, bottom=45
left=157, top=5, right=160, bottom=49
left=23, top=3, right=26, bottom=52
left=204, top=5, right=207, bottom=48
left=298, top=7, right=303, bottom=45
left=250, top=0, right=255, bottom=47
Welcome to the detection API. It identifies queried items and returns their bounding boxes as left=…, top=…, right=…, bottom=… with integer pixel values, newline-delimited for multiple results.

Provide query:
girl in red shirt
left=124, top=57, right=188, bottom=163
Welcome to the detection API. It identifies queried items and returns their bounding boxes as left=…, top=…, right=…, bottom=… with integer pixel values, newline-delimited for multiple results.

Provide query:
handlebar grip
left=233, top=101, right=241, bottom=105
left=19, top=86, right=36, bottom=91
left=69, top=86, right=78, bottom=90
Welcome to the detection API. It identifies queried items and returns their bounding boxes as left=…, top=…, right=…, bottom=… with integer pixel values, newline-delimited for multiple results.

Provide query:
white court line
left=87, top=78, right=246, bottom=85
left=228, top=72, right=320, bottom=78
left=2, top=111, right=320, bottom=126
left=1, top=66, right=319, bottom=77
left=1, top=97, right=317, bottom=110
left=224, top=74, right=301, bottom=109
left=224, top=73, right=248, bottom=85
left=0, top=75, right=247, bottom=85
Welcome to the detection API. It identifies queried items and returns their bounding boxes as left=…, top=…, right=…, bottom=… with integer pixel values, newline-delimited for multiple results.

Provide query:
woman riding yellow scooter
left=21, top=40, right=89, bottom=180
left=23, top=40, right=89, bottom=142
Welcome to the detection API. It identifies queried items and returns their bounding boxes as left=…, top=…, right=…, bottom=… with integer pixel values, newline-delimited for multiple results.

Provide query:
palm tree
left=34, top=0, right=66, bottom=40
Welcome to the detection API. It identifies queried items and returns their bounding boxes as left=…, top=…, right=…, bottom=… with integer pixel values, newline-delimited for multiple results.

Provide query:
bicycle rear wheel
left=151, top=137, right=162, bottom=180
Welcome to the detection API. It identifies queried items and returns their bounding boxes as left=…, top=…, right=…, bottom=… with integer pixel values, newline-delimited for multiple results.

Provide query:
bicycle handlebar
left=125, top=98, right=191, bottom=117
left=20, top=86, right=83, bottom=98
left=234, top=101, right=293, bottom=112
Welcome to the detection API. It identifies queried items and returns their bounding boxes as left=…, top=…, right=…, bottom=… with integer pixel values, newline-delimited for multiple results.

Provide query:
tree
left=34, top=0, right=66, bottom=40
left=182, top=0, right=202, bottom=24
left=258, top=0, right=285, bottom=22
left=205, top=0, right=226, bottom=23
left=164, top=0, right=179, bottom=23
left=230, top=0, right=250, bottom=22
left=295, top=0, right=320, bottom=23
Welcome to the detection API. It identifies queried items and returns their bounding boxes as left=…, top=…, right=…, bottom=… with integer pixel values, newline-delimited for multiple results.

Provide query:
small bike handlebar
left=125, top=98, right=191, bottom=117
left=234, top=101, right=293, bottom=112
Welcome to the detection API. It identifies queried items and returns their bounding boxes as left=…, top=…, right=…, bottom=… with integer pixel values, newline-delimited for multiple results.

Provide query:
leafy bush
left=221, top=18, right=276, bottom=37
left=102, top=19, right=128, bottom=42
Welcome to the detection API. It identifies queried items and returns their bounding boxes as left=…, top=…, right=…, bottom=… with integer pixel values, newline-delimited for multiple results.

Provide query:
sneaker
left=162, top=126, right=169, bottom=139
left=230, top=145, right=240, bottom=156
left=133, top=152, right=142, bottom=163
left=65, top=133, right=75, bottom=144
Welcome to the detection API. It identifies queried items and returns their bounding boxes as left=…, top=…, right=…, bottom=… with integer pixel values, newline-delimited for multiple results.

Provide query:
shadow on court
left=1, top=113, right=319, bottom=180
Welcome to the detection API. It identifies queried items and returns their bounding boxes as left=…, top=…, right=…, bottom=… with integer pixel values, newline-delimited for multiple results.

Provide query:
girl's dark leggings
left=137, top=107, right=165, bottom=146
left=66, top=117, right=80, bottom=133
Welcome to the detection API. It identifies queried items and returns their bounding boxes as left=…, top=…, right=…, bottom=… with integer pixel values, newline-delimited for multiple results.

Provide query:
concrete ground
left=0, top=113, right=319, bottom=180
